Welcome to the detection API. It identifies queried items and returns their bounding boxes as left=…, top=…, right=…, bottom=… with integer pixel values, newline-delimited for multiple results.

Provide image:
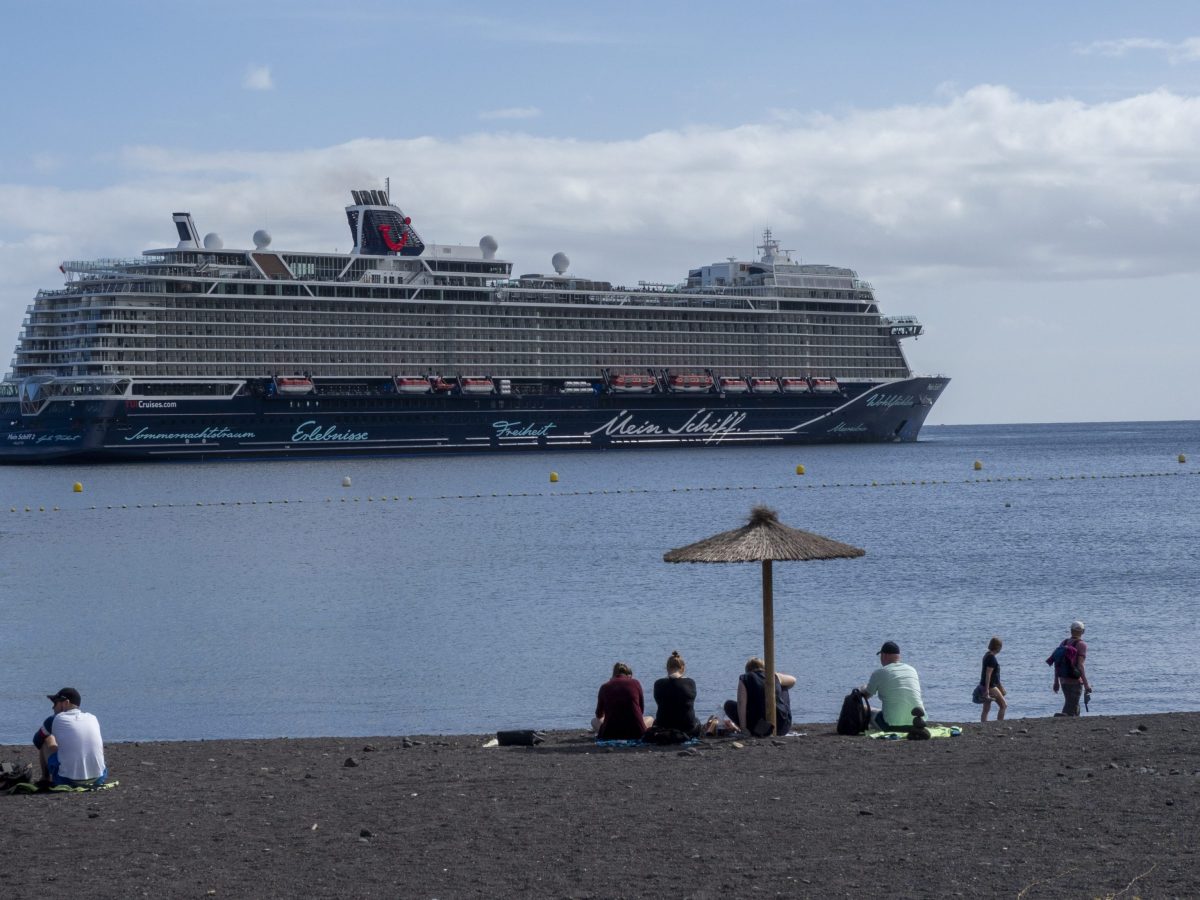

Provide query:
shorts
left=47, top=752, right=107, bottom=788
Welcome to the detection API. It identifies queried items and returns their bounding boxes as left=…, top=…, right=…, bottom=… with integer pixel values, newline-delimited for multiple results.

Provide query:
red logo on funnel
left=378, top=217, right=412, bottom=251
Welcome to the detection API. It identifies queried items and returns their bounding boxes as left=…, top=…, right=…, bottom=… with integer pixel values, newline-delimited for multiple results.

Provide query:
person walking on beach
left=652, top=651, right=701, bottom=737
left=979, top=636, right=1007, bottom=722
left=33, top=687, right=108, bottom=789
left=723, top=657, right=795, bottom=737
left=591, top=662, right=653, bottom=740
left=861, top=641, right=926, bottom=731
left=1052, top=620, right=1092, bottom=716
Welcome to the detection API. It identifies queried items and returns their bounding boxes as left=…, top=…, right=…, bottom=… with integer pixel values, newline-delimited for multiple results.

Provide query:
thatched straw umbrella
left=663, top=505, right=865, bottom=735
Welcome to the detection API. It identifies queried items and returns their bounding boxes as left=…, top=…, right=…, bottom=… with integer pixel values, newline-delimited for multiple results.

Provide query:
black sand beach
left=4, top=711, right=1198, bottom=898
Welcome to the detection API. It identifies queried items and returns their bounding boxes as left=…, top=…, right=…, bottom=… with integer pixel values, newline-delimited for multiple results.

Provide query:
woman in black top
left=980, top=636, right=1007, bottom=721
left=652, top=651, right=701, bottom=736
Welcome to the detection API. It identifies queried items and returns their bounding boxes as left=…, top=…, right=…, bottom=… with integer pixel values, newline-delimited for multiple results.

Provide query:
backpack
left=837, top=688, right=872, bottom=735
left=0, top=761, right=33, bottom=793
left=496, top=730, right=546, bottom=747
left=1046, top=639, right=1081, bottom=679
left=641, top=726, right=691, bottom=745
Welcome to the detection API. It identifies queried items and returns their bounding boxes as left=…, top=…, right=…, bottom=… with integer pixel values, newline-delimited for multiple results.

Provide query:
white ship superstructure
left=11, top=196, right=918, bottom=382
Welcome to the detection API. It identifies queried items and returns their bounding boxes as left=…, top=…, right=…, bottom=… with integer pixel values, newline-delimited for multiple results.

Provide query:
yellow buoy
left=973, top=460, right=983, bottom=471
left=1180, top=454, right=1187, bottom=464
left=549, top=471, right=559, bottom=483
left=73, top=482, right=83, bottom=493
left=795, top=464, right=805, bottom=475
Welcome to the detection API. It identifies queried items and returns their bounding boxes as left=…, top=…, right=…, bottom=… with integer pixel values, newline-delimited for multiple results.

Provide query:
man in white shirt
left=33, top=687, right=108, bottom=788
left=861, top=641, right=926, bottom=731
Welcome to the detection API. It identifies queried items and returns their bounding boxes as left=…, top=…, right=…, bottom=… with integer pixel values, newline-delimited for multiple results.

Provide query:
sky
left=2, top=0, right=1200, bottom=425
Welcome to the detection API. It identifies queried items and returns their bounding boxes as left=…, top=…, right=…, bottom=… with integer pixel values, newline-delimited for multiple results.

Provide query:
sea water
left=1, top=420, right=1197, bottom=743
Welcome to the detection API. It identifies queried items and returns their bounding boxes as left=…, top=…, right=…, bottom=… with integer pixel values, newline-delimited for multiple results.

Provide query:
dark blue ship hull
left=0, top=377, right=948, bottom=463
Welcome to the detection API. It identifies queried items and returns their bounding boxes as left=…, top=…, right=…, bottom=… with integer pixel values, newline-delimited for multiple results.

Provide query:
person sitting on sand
left=861, top=641, right=925, bottom=731
left=980, top=636, right=1007, bottom=722
left=652, top=651, right=701, bottom=737
left=33, top=687, right=108, bottom=788
left=723, top=657, right=795, bottom=737
left=591, top=662, right=653, bottom=740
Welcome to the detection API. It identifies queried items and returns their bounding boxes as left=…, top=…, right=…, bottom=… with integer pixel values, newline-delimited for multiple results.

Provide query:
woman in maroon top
left=591, top=662, right=653, bottom=740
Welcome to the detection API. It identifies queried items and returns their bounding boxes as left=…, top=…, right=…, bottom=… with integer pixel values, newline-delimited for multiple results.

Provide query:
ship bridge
left=881, top=315, right=923, bottom=338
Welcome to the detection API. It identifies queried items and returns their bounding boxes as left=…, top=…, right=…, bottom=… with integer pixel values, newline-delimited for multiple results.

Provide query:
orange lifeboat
left=431, top=377, right=456, bottom=393
left=459, top=376, right=495, bottom=395
left=667, top=373, right=714, bottom=393
left=394, top=376, right=432, bottom=394
left=780, top=377, right=811, bottom=394
left=609, top=373, right=657, bottom=393
left=749, top=376, right=781, bottom=394
left=718, top=376, right=749, bottom=394
left=810, top=377, right=840, bottom=394
left=274, top=376, right=314, bottom=396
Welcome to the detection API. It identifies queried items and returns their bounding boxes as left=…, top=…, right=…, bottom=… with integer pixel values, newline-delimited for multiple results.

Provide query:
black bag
left=836, top=688, right=872, bottom=735
left=641, top=726, right=691, bottom=745
left=0, top=761, right=33, bottom=792
left=496, top=730, right=545, bottom=747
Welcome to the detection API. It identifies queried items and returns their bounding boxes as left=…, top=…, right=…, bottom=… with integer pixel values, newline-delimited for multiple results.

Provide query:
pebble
left=343, top=757, right=360, bottom=768
left=360, top=829, right=373, bottom=838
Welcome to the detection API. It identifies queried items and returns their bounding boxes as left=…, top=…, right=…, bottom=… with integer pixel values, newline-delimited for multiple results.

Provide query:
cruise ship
left=0, top=189, right=948, bottom=462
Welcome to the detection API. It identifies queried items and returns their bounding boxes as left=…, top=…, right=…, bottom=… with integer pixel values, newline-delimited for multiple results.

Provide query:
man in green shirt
left=861, top=641, right=926, bottom=730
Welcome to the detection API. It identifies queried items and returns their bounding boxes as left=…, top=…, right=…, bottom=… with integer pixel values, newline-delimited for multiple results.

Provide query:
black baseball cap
left=877, top=641, right=900, bottom=655
left=48, top=688, right=81, bottom=705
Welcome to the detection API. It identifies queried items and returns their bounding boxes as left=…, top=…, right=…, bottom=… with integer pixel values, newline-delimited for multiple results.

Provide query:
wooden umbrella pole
left=762, top=559, right=777, bottom=735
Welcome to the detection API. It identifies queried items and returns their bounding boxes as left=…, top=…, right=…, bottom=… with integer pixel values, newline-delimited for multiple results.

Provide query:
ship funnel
left=172, top=213, right=202, bottom=249
left=346, top=189, right=425, bottom=256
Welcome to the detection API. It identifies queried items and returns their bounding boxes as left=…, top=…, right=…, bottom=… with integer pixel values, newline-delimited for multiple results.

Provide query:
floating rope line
left=6, top=468, right=1199, bottom=513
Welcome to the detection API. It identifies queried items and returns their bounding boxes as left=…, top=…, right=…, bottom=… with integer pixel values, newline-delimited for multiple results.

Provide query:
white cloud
left=1076, top=37, right=1200, bottom=63
left=30, top=153, right=61, bottom=173
left=243, top=65, right=274, bottom=91
left=478, top=106, right=542, bottom=121
left=10, top=85, right=1200, bottom=286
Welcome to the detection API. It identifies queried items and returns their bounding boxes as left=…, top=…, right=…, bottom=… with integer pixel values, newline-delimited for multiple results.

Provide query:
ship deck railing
left=64, top=257, right=166, bottom=274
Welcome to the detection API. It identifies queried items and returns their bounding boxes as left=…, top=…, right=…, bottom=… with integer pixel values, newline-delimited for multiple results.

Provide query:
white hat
left=1070, top=620, right=1085, bottom=633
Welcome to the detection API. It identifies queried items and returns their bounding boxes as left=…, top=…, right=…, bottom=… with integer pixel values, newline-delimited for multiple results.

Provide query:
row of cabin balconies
left=27, top=289, right=894, bottom=326
left=13, top=334, right=909, bottom=364
left=13, top=347, right=908, bottom=376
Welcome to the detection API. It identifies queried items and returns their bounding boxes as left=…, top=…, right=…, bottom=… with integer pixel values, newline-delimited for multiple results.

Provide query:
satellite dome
left=253, top=229, right=272, bottom=249
left=203, top=232, right=224, bottom=250
left=551, top=252, right=570, bottom=275
left=479, top=235, right=498, bottom=260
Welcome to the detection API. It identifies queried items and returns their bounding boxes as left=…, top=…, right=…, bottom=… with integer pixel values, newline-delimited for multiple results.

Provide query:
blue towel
left=596, top=738, right=700, bottom=748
